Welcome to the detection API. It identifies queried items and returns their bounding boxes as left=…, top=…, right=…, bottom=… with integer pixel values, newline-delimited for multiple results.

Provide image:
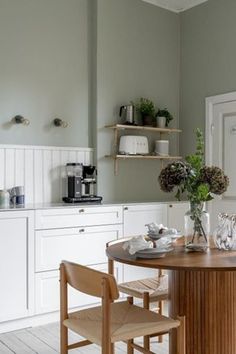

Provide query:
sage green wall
left=96, top=0, right=180, bottom=201
left=0, top=0, right=89, bottom=146
left=0, top=0, right=181, bottom=202
left=180, top=0, right=236, bottom=156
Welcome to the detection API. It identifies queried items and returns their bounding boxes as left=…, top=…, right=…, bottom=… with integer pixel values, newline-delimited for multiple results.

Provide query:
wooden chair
left=60, top=260, right=185, bottom=354
left=107, top=239, right=169, bottom=350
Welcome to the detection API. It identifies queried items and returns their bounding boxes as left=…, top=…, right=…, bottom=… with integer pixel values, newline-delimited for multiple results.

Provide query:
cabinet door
left=123, top=204, right=168, bottom=236
left=35, top=224, right=122, bottom=272
left=167, top=202, right=189, bottom=234
left=123, top=204, right=167, bottom=282
left=0, top=211, right=34, bottom=322
left=35, top=263, right=122, bottom=314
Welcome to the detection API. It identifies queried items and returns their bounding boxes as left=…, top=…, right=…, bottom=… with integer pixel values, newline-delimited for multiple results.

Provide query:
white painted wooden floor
left=0, top=322, right=169, bottom=353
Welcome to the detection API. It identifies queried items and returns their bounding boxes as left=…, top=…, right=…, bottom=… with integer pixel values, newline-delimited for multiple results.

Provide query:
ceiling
left=142, top=0, right=208, bottom=12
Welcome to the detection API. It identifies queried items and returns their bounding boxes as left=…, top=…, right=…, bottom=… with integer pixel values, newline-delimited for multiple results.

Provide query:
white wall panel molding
left=0, top=145, right=93, bottom=204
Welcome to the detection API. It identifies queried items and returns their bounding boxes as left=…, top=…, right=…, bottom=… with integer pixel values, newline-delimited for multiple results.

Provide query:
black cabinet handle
left=79, top=209, right=85, bottom=213
left=124, top=207, right=128, bottom=211
left=79, top=228, right=85, bottom=233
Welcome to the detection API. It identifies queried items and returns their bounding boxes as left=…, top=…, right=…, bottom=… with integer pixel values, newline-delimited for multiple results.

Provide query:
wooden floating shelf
left=105, top=154, right=182, bottom=160
left=105, top=155, right=182, bottom=175
left=105, top=123, right=182, bottom=175
left=105, top=124, right=182, bottom=133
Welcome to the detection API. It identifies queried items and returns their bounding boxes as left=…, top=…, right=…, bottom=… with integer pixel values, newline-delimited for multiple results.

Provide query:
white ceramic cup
left=0, top=190, right=10, bottom=208
left=155, top=140, right=169, bottom=156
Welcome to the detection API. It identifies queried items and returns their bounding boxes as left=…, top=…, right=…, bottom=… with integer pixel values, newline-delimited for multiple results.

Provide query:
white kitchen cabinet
left=123, top=204, right=167, bottom=282
left=35, top=205, right=123, bottom=230
left=167, top=202, right=189, bottom=234
left=34, top=205, right=123, bottom=315
left=0, top=211, right=34, bottom=322
left=123, top=204, right=167, bottom=236
left=35, top=224, right=122, bottom=272
left=35, top=263, right=122, bottom=314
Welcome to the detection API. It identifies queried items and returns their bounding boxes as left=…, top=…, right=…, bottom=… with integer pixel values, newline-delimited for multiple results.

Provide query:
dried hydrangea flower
left=158, top=161, right=191, bottom=193
left=200, top=166, right=229, bottom=195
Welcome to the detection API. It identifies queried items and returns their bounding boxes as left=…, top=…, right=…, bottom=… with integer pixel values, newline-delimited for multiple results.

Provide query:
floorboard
left=0, top=322, right=169, bottom=353
left=0, top=340, right=15, bottom=354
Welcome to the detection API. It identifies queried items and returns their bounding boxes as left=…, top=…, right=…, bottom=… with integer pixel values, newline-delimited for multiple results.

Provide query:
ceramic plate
left=136, top=247, right=173, bottom=259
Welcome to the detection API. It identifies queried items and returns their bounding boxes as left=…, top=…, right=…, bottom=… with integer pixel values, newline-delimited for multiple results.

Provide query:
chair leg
left=127, top=297, right=134, bottom=354
left=102, top=338, right=112, bottom=354
left=158, top=300, right=163, bottom=343
left=102, top=346, right=110, bottom=354
left=110, top=343, right=115, bottom=354
left=177, top=316, right=186, bottom=354
left=60, top=323, right=68, bottom=354
left=143, top=292, right=150, bottom=350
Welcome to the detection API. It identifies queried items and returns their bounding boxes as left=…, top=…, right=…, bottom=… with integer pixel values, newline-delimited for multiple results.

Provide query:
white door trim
left=205, top=91, right=236, bottom=224
left=205, top=91, right=236, bottom=165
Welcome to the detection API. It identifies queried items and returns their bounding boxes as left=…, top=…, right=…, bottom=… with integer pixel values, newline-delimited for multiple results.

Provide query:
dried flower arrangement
left=158, top=129, right=229, bottom=247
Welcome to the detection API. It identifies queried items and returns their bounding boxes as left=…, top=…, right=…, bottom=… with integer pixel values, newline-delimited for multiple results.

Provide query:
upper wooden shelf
left=105, top=154, right=182, bottom=160
left=105, top=124, right=182, bottom=133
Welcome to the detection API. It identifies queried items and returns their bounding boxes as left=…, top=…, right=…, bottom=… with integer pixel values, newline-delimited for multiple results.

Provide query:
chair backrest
left=61, top=260, right=119, bottom=301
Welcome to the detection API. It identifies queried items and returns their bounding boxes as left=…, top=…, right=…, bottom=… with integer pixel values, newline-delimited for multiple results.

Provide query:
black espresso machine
left=63, top=163, right=102, bottom=203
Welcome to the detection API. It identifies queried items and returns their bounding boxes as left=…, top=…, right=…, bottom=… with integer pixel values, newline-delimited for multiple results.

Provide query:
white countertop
left=0, top=200, right=188, bottom=212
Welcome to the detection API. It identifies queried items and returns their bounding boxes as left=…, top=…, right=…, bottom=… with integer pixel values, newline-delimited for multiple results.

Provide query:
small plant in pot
left=156, top=108, right=173, bottom=128
left=135, top=98, right=155, bottom=126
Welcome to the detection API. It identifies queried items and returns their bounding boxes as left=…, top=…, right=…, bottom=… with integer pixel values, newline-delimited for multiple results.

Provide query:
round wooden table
left=106, top=242, right=236, bottom=354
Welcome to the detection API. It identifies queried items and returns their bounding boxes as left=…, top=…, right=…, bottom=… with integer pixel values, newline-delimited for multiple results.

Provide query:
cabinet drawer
left=35, top=264, right=121, bottom=314
left=35, top=224, right=122, bottom=272
left=35, top=206, right=123, bottom=229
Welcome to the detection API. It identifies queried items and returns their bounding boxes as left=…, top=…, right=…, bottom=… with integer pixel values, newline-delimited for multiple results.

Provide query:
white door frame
left=205, top=91, right=236, bottom=223
left=205, top=91, right=236, bottom=165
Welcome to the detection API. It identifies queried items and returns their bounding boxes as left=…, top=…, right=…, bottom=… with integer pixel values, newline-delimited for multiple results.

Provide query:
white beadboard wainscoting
left=0, top=145, right=93, bottom=204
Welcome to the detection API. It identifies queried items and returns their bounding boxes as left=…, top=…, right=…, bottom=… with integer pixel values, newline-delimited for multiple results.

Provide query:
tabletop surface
left=106, top=241, right=236, bottom=271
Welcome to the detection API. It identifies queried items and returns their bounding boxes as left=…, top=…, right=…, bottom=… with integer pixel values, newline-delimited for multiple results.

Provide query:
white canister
left=0, top=190, right=10, bottom=208
left=155, top=140, right=169, bottom=156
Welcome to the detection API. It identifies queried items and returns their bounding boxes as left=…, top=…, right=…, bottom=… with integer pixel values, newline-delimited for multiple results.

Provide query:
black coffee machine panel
left=63, top=163, right=102, bottom=203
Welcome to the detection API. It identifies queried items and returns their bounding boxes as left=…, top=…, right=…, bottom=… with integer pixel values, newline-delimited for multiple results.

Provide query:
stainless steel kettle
left=119, top=105, right=136, bottom=125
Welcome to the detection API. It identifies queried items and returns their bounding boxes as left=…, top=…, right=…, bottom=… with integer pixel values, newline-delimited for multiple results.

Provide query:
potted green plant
left=135, top=98, right=155, bottom=126
left=156, top=108, right=173, bottom=128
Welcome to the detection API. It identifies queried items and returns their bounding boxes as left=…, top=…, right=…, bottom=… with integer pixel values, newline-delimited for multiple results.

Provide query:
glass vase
left=214, top=213, right=236, bottom=250
left=184, top=202, right=210, bottom=251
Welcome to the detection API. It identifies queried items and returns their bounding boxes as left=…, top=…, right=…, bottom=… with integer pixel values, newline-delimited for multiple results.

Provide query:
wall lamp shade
left=53, top=118, right=68, bottom=128
left=12, top=115, right=30, bottom=125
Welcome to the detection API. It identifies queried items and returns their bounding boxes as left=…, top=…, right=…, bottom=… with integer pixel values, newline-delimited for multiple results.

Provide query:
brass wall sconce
left=12, top=115, right=30, bottom=125
left=53, top=118, right=68, bottom=128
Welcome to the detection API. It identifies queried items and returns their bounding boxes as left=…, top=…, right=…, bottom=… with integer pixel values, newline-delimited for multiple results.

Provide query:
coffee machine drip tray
left=63, top=196, right=102, bottom=204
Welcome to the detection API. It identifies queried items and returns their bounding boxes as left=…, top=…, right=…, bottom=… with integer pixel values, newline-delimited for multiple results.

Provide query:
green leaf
left=196, top=183, right=210, bottom=201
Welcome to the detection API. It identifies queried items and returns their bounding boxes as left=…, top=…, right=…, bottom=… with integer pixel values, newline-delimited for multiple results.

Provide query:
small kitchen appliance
left=119, top=135, right=149, bottom=155
left=63, top=163, right=102, bottom=203
left=119, top=104, right=136, bottom=125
